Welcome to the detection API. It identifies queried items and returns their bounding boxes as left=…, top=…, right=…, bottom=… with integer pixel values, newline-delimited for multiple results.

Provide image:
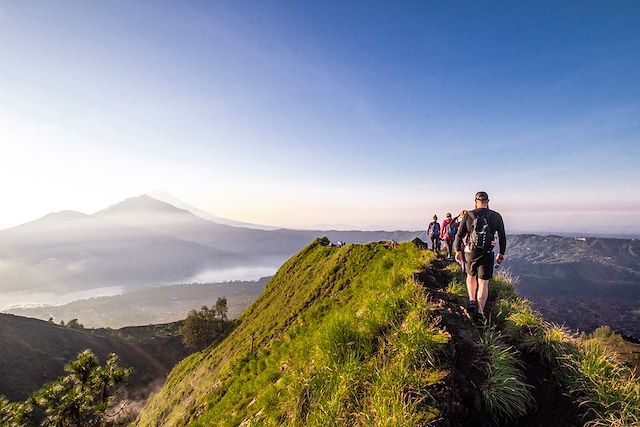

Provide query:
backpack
left=446, top=222, right=456, bottom=238
left=429, top=221, right=440, bottom=238
left=467, top=211, right=493, bottom=252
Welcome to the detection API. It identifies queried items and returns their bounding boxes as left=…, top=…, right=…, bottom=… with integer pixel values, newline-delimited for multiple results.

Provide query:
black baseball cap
left=475, top=191, right=489, bottom=201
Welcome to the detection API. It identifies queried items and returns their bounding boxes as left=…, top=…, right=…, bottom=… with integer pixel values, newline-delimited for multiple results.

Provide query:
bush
left=0, top=396, right=30, bottom=427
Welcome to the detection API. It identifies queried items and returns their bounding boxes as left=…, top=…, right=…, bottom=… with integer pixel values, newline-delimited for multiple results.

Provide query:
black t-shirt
left=455, top=208, right=506, bottom=255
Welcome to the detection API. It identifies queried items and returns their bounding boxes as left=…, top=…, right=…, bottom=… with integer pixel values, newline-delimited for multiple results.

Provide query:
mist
left=1, top=286, right=124, bottom=311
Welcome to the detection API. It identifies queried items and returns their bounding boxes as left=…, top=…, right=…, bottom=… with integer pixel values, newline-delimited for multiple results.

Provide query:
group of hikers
left=428, top=191, right=507, bottom=321
left=325, top=191, right=506, bottom=322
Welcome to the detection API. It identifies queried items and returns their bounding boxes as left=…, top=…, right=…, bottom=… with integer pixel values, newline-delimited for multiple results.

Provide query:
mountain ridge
left=0, top=195, right=425, bottom=301
left=133, top=239, right=640, bottom=426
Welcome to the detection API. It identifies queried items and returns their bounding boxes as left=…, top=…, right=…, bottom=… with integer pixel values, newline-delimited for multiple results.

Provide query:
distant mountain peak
left=96, top=194, right=192, bottom=217
left=43, top=210, right=90, bottom=220
left=146, top=190, right=279, bottom=230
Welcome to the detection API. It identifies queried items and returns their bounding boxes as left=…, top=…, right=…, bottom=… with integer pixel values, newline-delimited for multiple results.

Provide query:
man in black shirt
left=454, top=192, right=506, bottom=320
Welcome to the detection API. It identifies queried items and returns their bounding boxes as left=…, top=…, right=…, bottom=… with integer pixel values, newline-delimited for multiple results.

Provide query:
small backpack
left=429, top=222, right=440, bottom=238
left=468, top=211, right=493, bottom=252
left=446, top=222, right=456, bottom=238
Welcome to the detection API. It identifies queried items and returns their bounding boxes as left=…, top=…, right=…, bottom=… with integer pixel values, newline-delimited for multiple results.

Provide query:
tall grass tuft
left=317, top=315, right=373, bottom=365
left=446, top=277, right=467, bottom=301
left=489, top=269, right=519, bottom=301
left=479, top=328, right=535, bottom=422
left=490, top=271, right=640, bottom=426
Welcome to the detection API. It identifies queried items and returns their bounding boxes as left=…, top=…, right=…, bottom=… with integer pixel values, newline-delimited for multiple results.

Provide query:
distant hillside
left=0, top=194, right=424, bottom=305
left=504, top=235, right=640, bottom=337
left=7, top=278, right=270, bottom=328
left=134, top=239, right=640, bottom=426
left=0, top=314, right=188, bottom=402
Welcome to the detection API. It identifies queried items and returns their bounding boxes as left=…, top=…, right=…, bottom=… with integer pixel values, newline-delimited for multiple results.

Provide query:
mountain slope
left=0, top=195, right=424, bottom=303
left=505, top=234, right=640, bottom=337
left=134, top=239, right=640, bottom=426
left=0, top=314, right=188, bottom=402
left=135, top=239, right=442, bottom=426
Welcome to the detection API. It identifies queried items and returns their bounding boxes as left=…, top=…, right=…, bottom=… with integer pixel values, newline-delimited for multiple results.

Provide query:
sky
left=1, top=1, right=639, bottom=234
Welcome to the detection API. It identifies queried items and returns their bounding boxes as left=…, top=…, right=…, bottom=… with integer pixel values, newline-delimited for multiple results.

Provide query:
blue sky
left=0, top=1, right=639, bottom=233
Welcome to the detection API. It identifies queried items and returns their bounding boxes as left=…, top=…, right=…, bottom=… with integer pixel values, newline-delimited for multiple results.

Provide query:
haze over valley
left=0, top=194, right=425, bottom=311
left=0, top=194, right=637, bottom=338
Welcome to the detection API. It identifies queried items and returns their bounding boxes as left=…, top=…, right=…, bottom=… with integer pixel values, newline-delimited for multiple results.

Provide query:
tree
left=66, top=319, right=84, bottom=330
left=179, top=299, right=229, bottom=351
left=29, top=350, right=131, bottom=426
left=214, top=297, right=228, bottom=321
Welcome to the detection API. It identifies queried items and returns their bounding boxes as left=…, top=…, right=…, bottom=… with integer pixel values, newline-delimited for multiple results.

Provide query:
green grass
left=133, top=241, right=640, bottom=426
left=134, top=239, right=449, bottom=426
left=490, top=274, right=640, bottom=426
left=478, top=328, right=534, bottom=422
left=446, top=277, right=467, bottom=301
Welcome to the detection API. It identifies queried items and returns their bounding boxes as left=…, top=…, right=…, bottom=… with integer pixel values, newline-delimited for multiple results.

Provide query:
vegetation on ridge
left=135, top=238, right=451, bottom=426
left=132, top=238, right=640, bottom=426
left=489, top=270, right=640, bottom=426
left=0, top=350, right=131, bottom=427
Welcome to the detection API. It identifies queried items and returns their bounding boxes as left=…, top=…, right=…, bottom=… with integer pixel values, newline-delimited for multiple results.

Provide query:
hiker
left=453, top=210, right=468, bottom=273
left=427, top=215, right=441, bottom=253
left=454, top=192, right=506, bottom=321
left=440, top=212, right=456, bottom=259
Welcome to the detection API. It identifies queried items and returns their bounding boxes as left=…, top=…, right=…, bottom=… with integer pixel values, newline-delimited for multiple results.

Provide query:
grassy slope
left=135, top=239, right=449, bottom=426
left=488, top=271, right=640, bottom=427
left=0, top=314, right=186, bottom=402
left=135, top=239, right=640, bottom=426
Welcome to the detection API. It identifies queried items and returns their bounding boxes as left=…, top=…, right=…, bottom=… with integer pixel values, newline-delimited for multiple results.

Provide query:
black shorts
left=464, top=251, right=495, bottom=280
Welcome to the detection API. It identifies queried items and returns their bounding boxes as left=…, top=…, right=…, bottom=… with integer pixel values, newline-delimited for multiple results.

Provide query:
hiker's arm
left=496, top=213, right=506, bottom=256
left=455, top=218, right=468, bottom=252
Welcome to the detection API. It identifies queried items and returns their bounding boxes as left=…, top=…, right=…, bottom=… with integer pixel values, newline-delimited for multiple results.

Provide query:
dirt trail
left=414, top=257, right=584, bottom=427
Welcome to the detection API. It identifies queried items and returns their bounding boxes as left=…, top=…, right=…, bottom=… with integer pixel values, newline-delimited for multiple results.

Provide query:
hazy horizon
left=1, top=2, right=639, bottom=234
left=1, top=192, right=638, bottom=238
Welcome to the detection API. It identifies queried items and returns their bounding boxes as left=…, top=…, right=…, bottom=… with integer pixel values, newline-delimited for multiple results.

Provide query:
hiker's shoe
left=466, top=300, right=478, bottom=317
left=475, top=312, right=486, bottom=324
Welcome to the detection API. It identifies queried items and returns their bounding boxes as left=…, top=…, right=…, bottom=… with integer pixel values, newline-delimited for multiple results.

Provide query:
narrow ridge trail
left=414, top=257, right=584, bottom=427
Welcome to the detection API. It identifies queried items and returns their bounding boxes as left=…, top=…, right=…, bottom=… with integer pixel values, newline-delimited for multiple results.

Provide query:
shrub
left=0, top=396, right=30, bottom=427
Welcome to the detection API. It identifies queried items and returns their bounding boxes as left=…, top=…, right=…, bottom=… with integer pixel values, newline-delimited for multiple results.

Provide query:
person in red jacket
left=440, top=212, right=456, bottom=259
